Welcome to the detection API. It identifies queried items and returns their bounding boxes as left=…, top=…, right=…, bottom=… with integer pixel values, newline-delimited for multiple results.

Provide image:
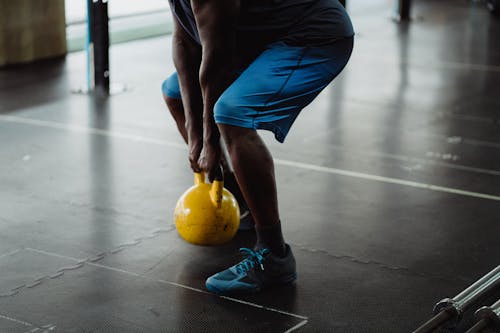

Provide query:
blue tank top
left=169, top=0, right=354, bottom=60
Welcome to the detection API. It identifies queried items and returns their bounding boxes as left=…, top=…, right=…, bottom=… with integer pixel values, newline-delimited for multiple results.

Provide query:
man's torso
left=169, top=0, right=354, bottom=50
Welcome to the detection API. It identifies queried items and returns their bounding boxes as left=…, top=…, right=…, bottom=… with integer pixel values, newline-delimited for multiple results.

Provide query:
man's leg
left=204, top=38, right=353, bottom=295
left=204, top=126, right=297, bottom=295
left=162, top=73, right=188, bottom=143
left=218, top=124, right=285, bottom=256
left=163, top=94, right=188, bottom=143
left=205, top=102, right=297, bottom=296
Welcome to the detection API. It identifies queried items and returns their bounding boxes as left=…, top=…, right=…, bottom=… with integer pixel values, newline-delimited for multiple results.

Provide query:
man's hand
left=198, top=140, right=222, bottom=182
left=188, top=139, right=203, bottom=173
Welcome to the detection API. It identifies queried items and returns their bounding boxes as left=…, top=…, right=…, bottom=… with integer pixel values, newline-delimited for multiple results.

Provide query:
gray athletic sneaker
left=205, top=244, right=297, bottom=295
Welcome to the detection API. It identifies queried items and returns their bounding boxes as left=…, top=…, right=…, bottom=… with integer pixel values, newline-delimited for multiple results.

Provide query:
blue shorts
left=162, top=37, right=353, bottom=142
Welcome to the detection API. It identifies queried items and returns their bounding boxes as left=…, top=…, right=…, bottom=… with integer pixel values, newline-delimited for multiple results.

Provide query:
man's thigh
left=214, top=37, right=354, bottom=142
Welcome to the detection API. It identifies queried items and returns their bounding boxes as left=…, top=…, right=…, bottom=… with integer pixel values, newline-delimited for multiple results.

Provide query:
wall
left=0, top=0, right=66, bottom=66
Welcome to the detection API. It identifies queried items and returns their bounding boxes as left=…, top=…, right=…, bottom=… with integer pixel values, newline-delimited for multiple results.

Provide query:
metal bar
left=465, top=319, right=489, bottom=333
left=414, top=266, right=500, bottom=332
left=491, top=298, right=500, bottom=314
left=453, top=266, right=500, bottom=311
left=85, top=0, right=93, bottom=92
left=433, top=266, right=500, bottom=319
left=394, top=0, right=412, bottom=21
left=399, top=0, right=411, bottom=20
left=412, top=309, right=454, bottom=333
left=487, top=0, right=500, bottom=15
left=470, top=299, right=500, bottom=333
left=89, top=0, right=110, bottom=95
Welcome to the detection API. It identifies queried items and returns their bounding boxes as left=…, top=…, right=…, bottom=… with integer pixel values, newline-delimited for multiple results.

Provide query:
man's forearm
left=192, top=0, right=240, bottom=146
left=172, top=21, right=203, bottom=146
left=199, top=53, right=234, bottom=146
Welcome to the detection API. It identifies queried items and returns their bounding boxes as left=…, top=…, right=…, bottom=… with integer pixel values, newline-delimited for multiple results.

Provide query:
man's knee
left=164, top=95, right=184, bottom=120
left=218, top=123, right=257, bottom=150
left=164, top=93, right=181, bottom=108
left=215, top=94, right=257, bottom=144
left=161, top=74, right=181, bottom=100
left=161, top=79, right=169, bottom=98
left=213, top=93, right=237, bottom=122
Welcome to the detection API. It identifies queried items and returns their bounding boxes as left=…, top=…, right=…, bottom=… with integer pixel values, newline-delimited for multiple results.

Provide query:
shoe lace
left=235, top=248, right=270, bottom=274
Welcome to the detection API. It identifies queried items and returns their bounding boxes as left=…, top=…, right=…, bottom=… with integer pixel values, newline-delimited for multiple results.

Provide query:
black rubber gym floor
left=1, top=0, right=499, bottom=332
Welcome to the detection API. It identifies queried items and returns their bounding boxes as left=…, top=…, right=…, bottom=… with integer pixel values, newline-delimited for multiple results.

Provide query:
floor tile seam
left=2, top=248, right=310, bottom=322
left=14, top=248, right=309, bottom=322
left=23, top=324, right=57, bottom=333
left=0, top=313, right=56, bottom=332
left=291, top=243, right=471, bottom=285
left=141, top=254, right=171, bottom=276
left=283, top=319, right=309, bottom=333
left=1, top=191, right=178, bottom=237
left=0, top=249, right=22, bottom=260
left=3, top=115, right=500, bottom=201
left=0, top=227, right=174, bottom=298
left=215, top=294, right=308, bottom=320
left=23, top=191, right=171, bottom=226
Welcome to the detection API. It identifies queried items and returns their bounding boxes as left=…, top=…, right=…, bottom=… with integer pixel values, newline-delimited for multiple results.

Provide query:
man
left=162, top=0, right=354, bottom=295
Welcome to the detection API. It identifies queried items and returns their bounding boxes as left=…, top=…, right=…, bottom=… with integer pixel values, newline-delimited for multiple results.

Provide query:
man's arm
left=191, top=0, right=240, bottom=180
left=171, top=17, right=204, bottom=172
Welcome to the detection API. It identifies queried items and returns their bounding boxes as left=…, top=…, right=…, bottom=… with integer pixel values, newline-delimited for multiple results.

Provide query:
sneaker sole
left=205, top=283, right=259, bottom=295
left=206, top=272, right=297, bottom=296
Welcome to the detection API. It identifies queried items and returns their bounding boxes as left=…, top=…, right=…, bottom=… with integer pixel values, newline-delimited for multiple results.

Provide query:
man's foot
left=205, top=245, right=296, bottom=295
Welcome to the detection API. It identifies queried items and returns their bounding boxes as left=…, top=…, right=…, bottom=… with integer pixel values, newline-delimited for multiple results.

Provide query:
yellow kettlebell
left=174, top=172, right=240, bottom=246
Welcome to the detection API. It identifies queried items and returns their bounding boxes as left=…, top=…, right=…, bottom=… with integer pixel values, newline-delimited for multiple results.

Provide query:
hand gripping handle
left=193, top=166, right=224, bottom=208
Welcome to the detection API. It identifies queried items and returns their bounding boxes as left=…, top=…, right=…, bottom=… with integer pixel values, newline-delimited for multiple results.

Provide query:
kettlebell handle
left=193, top=169, right=224, bottom=209
left=194, top=172, right=205, bottom=185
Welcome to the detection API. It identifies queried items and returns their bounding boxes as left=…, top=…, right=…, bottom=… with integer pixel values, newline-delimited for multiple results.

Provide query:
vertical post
left=86, top=0, right=93, bottom=92
left=88, top=0, right=110, bottom=96
left=397, top=0, right=412, bottom=21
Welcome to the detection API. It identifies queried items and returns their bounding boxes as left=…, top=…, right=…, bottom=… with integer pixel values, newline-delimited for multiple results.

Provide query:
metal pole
left=413, top=266, right=500, bottom=333
left=86, top=0, right=93, bottom=92
left=466, top=299, right=500, bottom=333
left=395, top=0, right=412, bottom=21
left=451, top=268, right=500, bottom=311
left=466, top=319, right=490, bottom=333
left=487, top=0, right=500, bottom=15
left=89, top=0, right=110, bottom=96
left=412, top=309, right=454, bottom=333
